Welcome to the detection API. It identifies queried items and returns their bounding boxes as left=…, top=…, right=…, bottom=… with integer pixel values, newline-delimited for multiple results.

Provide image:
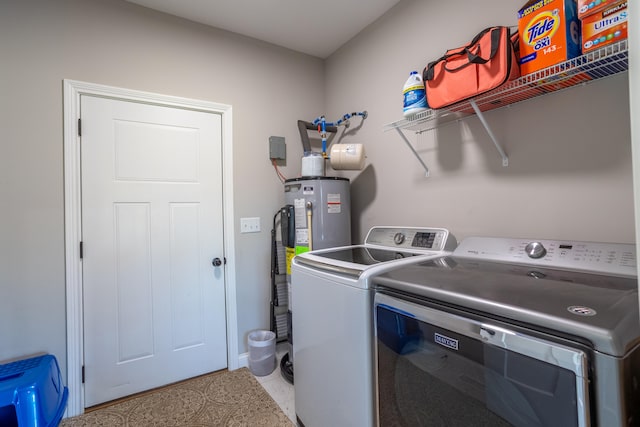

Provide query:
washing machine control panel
left=365, top=227, right=456, bottom=253
left=455, top=237, right=637, bottom=277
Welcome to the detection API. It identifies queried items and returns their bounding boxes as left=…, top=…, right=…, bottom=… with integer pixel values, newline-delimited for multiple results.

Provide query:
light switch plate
left=240, top=217, right=261, bottom=233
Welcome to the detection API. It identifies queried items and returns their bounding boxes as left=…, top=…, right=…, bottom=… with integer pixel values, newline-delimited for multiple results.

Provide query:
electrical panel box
left=269, top=136, right=286, bottom=160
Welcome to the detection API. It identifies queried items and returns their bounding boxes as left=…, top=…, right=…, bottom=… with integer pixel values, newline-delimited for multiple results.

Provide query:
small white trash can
left=248, top=330, right=276, bottom=376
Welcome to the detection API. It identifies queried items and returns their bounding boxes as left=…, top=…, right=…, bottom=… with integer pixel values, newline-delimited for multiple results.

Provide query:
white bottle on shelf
left=403, top=71, right=428, bottom=117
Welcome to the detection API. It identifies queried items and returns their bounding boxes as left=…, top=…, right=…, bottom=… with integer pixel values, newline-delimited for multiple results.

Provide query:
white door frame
left=63, top=79, right=238, bottom=417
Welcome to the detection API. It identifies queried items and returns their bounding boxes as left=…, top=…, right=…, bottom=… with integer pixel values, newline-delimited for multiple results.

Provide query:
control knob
left=393, top=232, right=405, bottom=245
left=525, top=242, right=547, bottom=259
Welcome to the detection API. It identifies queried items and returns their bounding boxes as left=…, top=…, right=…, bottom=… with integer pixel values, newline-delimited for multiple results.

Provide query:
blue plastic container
left=0, top=354, right=68, bottom=427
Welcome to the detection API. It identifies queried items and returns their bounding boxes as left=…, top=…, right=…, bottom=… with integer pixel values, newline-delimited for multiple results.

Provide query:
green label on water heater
left=295, top=246, right=309, bottom=256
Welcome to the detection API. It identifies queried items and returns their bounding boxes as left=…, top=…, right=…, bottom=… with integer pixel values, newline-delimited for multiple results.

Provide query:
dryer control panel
left=455, top=237, right=637, bottom=277
left=364, top=227, right=457, bottom=253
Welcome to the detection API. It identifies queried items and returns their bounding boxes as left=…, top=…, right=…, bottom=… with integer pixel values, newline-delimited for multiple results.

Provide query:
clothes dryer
left=373, top=237, right=639, bottom=427
left=291, top=226, right=456, bottom=427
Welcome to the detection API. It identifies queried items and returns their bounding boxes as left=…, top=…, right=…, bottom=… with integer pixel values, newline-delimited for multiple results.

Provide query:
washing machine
left=373, top=236, right=639, bottom=427
left=291, top=226, right=457, bottom=427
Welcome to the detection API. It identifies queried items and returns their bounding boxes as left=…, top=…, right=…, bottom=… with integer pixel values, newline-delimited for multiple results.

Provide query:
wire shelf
left=384, top=39, right=628, bottom=134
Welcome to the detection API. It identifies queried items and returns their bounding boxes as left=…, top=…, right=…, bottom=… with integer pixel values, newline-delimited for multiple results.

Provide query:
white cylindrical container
left=248, top=330, right=276, bottom=376
left=301, top=152, right=324, bottom=177
left=403, top=71, right=428, bottom=117
left=330, top=143, right=365, bottom=170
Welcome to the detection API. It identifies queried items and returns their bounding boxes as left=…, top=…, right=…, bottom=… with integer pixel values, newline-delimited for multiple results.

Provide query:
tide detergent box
left=518, top=0, right=582, bottom=76
left=578, top=0, right=619, bottom=19
left=581, top=1, right=628, bottom=53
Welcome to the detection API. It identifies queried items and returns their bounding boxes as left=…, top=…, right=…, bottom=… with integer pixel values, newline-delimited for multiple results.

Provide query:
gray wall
left=326, top=0, right=635, bottom=245
left=0, top=0, right=323, bottom=375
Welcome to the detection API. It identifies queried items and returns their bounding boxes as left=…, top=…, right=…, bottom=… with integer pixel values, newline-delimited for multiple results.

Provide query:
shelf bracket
left=395, top=127, right=430, bottom=177
left=469, top=100, right=509, bottom=167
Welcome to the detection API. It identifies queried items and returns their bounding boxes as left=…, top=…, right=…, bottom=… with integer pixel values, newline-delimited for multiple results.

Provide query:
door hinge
left=79, top=241, right=83, bottom=259
left=78, top=118, right=82, bottom=137
left=82, top=365, right=85, bottom=384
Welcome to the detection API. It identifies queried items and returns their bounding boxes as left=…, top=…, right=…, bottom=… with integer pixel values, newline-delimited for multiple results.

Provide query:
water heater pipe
left=311, top=111, right=368, bottom=158
left=306, top=202, right=313, bottom=251
left=298, top=120, right=337, bottom=154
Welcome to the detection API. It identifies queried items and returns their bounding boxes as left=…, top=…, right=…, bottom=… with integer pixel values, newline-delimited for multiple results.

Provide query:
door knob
left=212, top=257, right=223, bottom=267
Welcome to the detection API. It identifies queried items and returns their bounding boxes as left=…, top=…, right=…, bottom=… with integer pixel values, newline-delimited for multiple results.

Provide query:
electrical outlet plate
left=240, top=217, right=261, bottom=233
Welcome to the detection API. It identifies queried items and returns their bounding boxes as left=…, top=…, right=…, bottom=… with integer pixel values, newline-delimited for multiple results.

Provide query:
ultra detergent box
left=518, top=0, right=582, bottom=76
left=578, top=0, right=619, bottom=19
left=581, top=1, right=628, bottom=54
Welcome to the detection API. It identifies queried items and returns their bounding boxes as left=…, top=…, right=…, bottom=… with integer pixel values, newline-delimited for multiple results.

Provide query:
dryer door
left=374, top=293, right=590, bottom=427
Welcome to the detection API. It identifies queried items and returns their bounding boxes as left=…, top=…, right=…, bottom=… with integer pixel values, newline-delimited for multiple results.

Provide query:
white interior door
left=80, top=95, right=227, bottom=407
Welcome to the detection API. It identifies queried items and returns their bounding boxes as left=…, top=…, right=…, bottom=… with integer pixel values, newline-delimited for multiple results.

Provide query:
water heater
left=284, top=177, right=351, bottom=253
left=280, top=176, right=351, bottom=384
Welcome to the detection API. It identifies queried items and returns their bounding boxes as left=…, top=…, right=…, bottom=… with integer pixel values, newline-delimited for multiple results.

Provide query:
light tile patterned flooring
left=252, top=342, right=296, bottom=424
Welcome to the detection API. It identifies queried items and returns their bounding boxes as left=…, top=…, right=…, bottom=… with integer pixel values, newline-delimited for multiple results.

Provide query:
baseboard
left=236, top=352, right=249, bottom=369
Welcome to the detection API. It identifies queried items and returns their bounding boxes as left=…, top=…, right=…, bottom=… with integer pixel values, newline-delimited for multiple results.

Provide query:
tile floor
left=252, top=342, right=296, bottom=424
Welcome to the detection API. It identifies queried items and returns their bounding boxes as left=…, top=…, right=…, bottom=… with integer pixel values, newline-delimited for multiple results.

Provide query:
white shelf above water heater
left=384, top=39, right=629, bottom=177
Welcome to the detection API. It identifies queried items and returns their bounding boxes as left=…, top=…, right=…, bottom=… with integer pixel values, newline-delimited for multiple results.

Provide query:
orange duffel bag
left=423, top=26, right=520, bottom=109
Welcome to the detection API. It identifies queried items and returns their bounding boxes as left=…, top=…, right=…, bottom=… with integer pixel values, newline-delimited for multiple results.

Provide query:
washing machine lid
left=310, top=246, right=423, bottom=265
left=373, top=256, right=640, bottom=356
left=294, top=226, right=457, bottom=277
left=295, top=246, right=431, bottom=277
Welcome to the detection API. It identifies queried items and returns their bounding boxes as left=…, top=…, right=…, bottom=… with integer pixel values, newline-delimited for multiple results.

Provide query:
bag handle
left=423, top=27, right=504, bottom=80
left=464, top=27, right=501, bottom=65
